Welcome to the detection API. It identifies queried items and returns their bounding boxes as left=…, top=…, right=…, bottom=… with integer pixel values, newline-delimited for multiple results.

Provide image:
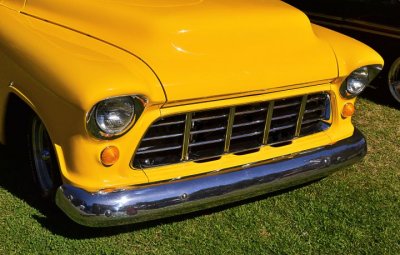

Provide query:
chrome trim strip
left=181, top=113, right=193, bottom=161
left=308, top=12, right=400, bottom=35
left=56, top=129, right=367, bottom=227
left=295, top=95, right=308, bottom=137
left=308, top=12, right=400, bottom=40
left=262, top=101, right=274, bottom=144
left=224, top=107, right=236, bottom=152
left=160, top=80, right=334, bottom=107
left=314, top=20, right=400, bottom=40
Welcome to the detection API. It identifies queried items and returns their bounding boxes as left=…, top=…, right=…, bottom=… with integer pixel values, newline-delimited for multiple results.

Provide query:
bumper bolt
left=41, top=150, right=51, bottom=161
left=105, top=210, right=112, bottom=217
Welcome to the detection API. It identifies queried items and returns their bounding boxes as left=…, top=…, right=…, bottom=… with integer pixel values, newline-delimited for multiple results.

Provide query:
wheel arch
left=2, top=91, right=57, bottom=155
left=3, top=92, right=33, bottom=147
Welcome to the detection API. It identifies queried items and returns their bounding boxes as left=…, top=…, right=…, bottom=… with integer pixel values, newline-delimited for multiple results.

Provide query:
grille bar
left=235, top=107, right=267, bottom=116
left=133, top=92, right=331, bottom=168
left=262, top=102, right=274, bottom=145
left=272, top=112, right=298, bottom=121
left=233, top=119, right=265, bottom=128
left=274, top=101, right=301, bottom=109
left=231, top=131, right=264, bottom=140
left=302, top=117, right=324, bottom=125
left=307, top=96, right=326, bottom=103
left=270, top=123, right=297, bottom=133
left=142, top=133, right=183, bottom=142
left=189, top=138, right=225, bottom=147
left=224, top=107, right=236, bottom=152
left=192, top=114, right=228, bottom=122
left=181, top=113, right=193, bottom=161
left=136, top=145, right=182, bottom=155
left=190, top=126, right=226, bottom=135
left=295, top=95, right=308, bottom=137
left=305, top=106, right=325, bottom=114
left=152, top=120, right=185, bottom=127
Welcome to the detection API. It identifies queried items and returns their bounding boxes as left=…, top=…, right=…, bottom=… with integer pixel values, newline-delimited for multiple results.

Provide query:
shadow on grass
left=0, top=143, right=321, bottom=239
left=33, top=184, right=317, bottom=239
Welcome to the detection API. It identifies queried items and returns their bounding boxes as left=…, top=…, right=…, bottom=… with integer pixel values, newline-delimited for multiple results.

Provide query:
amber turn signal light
left=101, top=146, right=120, bottom=166
left=342, top=103, right=355, bottom=118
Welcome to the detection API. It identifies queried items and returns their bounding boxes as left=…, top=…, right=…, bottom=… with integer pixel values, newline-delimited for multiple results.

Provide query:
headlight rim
left=340, top=64, right=383, bottom=99
left=87, top=95, right=147, bottom=140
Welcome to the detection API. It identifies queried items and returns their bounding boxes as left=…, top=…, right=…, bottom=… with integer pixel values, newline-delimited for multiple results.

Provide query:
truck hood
left=24, top=0, right=338, bottom=103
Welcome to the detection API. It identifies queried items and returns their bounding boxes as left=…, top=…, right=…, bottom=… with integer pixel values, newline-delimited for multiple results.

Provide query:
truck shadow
left=361, top=77, right=400, bottom=109
left=0, top=143, right=61, bottom=216
left=0, top=143, right=318, bottom=239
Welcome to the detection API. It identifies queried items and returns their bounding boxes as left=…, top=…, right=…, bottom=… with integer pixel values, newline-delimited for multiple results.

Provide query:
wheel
left=388, top=57, right=400, bottom=104
left=28, top=115, right=61, bottom=199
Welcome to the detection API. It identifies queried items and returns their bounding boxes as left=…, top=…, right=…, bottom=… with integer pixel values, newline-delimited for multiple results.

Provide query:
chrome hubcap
left=388, top=57, right=400, bottom=103
left=31, top=117, right=55, bottom=193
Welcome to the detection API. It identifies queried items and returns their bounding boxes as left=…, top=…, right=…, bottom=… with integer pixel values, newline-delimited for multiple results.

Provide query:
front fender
left=312, top=24, right=384, bottom=77
left=0, top=8, right=166, bottom=187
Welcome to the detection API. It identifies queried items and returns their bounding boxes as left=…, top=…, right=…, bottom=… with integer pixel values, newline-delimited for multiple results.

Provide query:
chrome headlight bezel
left=87, top=95, right=146, bottom=140
left=340, top=64, right=383, bottom=99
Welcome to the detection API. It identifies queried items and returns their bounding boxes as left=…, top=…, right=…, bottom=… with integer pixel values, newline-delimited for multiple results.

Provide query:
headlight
left=340, top=65, right=382, bottom=99
left=87, top=96, right=146, bottom=139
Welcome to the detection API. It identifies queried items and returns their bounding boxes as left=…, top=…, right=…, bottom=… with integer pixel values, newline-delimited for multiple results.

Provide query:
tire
left=388, top=57, right=400, bottom=105
left=27, top=115, right=61, bottom=200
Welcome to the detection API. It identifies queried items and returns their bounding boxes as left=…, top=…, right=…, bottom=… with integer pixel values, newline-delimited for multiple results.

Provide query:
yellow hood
left=24, top=0, right=338, bottom=103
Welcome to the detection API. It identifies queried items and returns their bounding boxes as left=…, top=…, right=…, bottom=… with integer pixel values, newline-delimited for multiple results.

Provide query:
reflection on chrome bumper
left=56, top=129, right=367, bottom=227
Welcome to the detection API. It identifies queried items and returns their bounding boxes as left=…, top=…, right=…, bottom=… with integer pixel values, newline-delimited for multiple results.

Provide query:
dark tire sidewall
left=26, top=114, right=61, bottom=201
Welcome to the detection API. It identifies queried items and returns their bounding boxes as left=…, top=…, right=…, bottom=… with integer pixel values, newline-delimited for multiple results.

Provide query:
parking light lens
left=101, top=146, right=120, bottom=166
left=342, top=103, right=355, bottom=118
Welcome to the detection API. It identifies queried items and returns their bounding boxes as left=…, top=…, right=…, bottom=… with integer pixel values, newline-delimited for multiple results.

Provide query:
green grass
left=1, top=96, right=399, bottom=254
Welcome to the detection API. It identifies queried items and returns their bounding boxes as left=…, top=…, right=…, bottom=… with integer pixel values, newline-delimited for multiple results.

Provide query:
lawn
left=0, top=94, right=399, bottom=254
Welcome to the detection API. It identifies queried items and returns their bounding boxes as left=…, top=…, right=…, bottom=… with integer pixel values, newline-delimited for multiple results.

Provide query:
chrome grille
left=133, top=93, right=331, bottom=168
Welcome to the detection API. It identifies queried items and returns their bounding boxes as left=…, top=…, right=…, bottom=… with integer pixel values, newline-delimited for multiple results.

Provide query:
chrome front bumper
left=56, top=129, right=367, bottom=227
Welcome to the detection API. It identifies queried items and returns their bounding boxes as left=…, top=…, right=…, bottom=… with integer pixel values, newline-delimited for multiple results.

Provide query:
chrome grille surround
left=133, top=92, right=331, bottom=169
